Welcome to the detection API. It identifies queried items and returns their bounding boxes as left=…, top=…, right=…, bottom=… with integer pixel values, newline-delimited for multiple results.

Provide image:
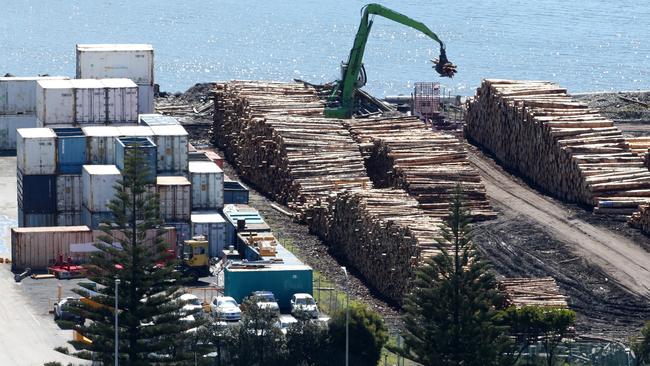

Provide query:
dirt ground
left=159, top=86, right=650, bottom=339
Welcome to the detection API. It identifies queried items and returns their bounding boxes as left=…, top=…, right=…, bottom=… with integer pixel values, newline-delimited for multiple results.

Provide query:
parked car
left=290, top=293, right=319, bottom=319
left=53, top=297, right=84, bottom=323
left=275, top=314, right=298, bottom=334
left=210, top=296, right=242, bottom=321
left=179, top=293, right=205, bottom=319
left=251, top=291, right=280, bottom=313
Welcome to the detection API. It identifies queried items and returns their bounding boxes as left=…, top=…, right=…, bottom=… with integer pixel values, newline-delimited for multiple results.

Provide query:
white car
left=275, top=314, right=298, bottom=334
left=290, top=293, right=319, bottom=319
left=179, top=293, right=205, bottom=319
left=210, top=296, right=242, bottom=321
left=252, top=291, right=280, bottom=314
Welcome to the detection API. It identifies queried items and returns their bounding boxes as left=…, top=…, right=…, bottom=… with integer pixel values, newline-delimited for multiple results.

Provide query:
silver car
left=211, top=296, right=242, bottom=321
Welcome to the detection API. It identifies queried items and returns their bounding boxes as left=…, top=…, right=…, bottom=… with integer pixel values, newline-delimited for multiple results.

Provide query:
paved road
left=469, top=150, right=650, bottom=299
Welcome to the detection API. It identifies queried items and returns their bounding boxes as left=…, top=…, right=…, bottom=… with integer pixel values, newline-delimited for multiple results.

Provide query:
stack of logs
left=466, top=79, right=650, bottom=216
left=498, top=277, right=568, bottom=308
left=310, top=188, right=444, bottom=303
left=344, top=117, right=495, bottom=220
left=211, top=81, right=371, bottom=220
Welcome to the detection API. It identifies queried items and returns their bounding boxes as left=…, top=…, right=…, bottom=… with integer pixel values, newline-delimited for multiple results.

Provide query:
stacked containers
left=0, top=76, right=68, bottom=150
left=16, top=128, right=57, bottom=227
left=82, top=165, right=121, bottom=228
left=114, top=137, right=157, bottom=183
left=56, top=174, right=82, bottom=226
left=83, top=126, right=121, bottom=164
left=36, top=79, right=75, bottom=127
left=223, top=181, right=250, bottom=204
left=191, top=211, right=226, bottom=258
left=157, top=176, right=191, bottom=222
left=101, top=78, right=138, bottom=124
left=76, top=44, right=154, bottom=114
left=138, top=114, right=179, bottom=127
left=150, top=124, right=188, bottom=175
left=70, top=79, right=105, bottom=125
left=189, top=161, right=224, bottom=210
left=54, top=128, right=86, bottom=174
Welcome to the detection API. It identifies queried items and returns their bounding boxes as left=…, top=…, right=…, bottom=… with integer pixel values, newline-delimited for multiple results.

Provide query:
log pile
left=466, top=79, right=650, bottom=215
left=310, top=188, right=444, bottom=303
left=629, top=205, right=650, bottom=233
left=343, top=117, right=495, bottom=220
left=498, top=277, right=568, bottom=309
left=211, top=81, right=371, bottom=220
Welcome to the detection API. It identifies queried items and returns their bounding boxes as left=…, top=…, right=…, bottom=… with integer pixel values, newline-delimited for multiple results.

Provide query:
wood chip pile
left=498, top=277, right=568, bottom=308
left=466, top=79, right=650, bottom=215
left=310, top=188, right=443, bottom=303
left=343, top=117, right=495, bottom=220
left=211, top=81, right=371, bottom=220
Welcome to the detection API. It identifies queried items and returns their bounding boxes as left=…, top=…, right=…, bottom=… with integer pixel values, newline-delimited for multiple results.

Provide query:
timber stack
left=344, top=117, right=495, bottom=220
left=211, top=81, right=371, bottom=221
left=466, top=79, right=650, bottom=216
left=498, top=277, right=568, bottom=308
left=629, top=205, right=650, bottom=233
left=310, top=188, right=443, bottom=303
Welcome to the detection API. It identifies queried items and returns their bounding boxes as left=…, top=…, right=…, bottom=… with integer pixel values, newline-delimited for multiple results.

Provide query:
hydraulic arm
left=325, top=3, right=456, bottom=118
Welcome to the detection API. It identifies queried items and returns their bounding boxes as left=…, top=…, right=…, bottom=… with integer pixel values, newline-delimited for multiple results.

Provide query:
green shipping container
left=224, top=265, right=313, bottom=311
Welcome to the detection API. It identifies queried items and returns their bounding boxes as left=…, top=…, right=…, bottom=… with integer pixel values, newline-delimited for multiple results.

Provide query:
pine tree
left=68, top=145, right=202, bottom=365
left=395, top=185, right=509, bottom=366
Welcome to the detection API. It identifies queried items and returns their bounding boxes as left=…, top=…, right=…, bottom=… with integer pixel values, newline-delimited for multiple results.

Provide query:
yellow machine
left=181, top=237, right=211, bottom=279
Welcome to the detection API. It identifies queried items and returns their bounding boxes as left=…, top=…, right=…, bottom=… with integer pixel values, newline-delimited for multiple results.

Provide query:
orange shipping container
left=11, top=226, right=93, bottom=271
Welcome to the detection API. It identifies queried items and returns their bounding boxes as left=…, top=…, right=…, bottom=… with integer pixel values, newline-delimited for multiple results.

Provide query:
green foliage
left=631, top=322, right=650, bottom=366
left=43, top=362, right=63, bottom=366
left=53, top=346, right=69, bottom=355
left=285, top=316, right=330, bottom=366
left=394, top=185, right=510, bottom=366
left=65, top=146, right=202, bottom=364
left=328, top=301, right=388, bottom=366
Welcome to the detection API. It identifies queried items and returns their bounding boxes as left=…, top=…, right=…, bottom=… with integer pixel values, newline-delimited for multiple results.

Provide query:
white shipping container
left=16, top=128, right=57, bottom=174
left=116, top=125, right=153, bottom=137
left=71, top=79, right=105, bottom=124
left=57, top=212, right=82, bottom=226
left=82, top=165, right=121, bottom=212
left=11, top=226, right=93, bottom=270
left=0, top=115, right=38, bottom=150
left=56, top=175, right=82, bottom=212
left=157, top=176, right=191, bottom=221
left=191, top=211, right=226, bottom=258
left=0, top=76, right=69, bottom=115
left=102, top=78, right=138, bottom=124
left=76, top=44, right=154, bottom=85
left=137, top=84, right=154, bottom=114
left=189, top=161, right=224, bottom=210
left=151, top=125, right=188, bottom=174
left=83, top=126, right=121, bottom=164
left=36, top=79, right=75, bottom=125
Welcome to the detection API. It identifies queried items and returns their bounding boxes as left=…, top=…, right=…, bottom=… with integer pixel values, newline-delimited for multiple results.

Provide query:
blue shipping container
left=18, top=208, right=56, bottom=227
left=82, top=206, right=115, bottom=229
left=17, top=170, right=56, bottom=213
left=224, top=181, right=249, bottom=204
left=55, top=128, right=87, bottom=174
left=114, top=137, right=157, bottom=183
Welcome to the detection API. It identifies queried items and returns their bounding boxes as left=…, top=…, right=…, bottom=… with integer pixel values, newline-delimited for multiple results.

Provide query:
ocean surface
left=1, top=0, right=649, bottom=96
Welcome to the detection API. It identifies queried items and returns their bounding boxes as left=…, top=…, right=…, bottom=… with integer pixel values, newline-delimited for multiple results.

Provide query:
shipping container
left=165, top=222, right=191, bottom=248
left=138, top=114, right=179, bottom=127
left=188, top=151, right=211, bottom=162
left=57, top=211, right=82, bottom=226
left=196, top=150, right=224, bottom=169
left=0, top=115, right=38, bottom=150
left=70, top=79, right=105, bottom=125
left=224, top=181, right=249, bottom=205
left=11, top=226, right=93, bottom=270
left=92, top=226, right=178, bottom=254
left=116, top=125, right=153, bottom=137
left=82, top=165, right=121, bottom=212
left=157, top=176, right=191, bottom=222
left=82, top=206, right=115, bottom=229
left=54, top=128, right=86, bottom=174
left=76, top=44, right=154, bottom=85
left=102, top=78, right=138, bottom=124
left=191, top=211, right=226, bottom=258
left=237, top=232, right=279, bottom=260
left=18, top=209, right=57, bottom=228
left=137, top=84, right=154, bottom=114
left=222, top=204, right=270, bottom=248
left=82, top=126, right=120, bottom=164
left=16, top=128, right=57, bottom=174
left=17, top=170, right=56, bottom=213
left=114, top=137, right=157, bottom=183
left=56, top=175, right=82, bottom=212
left=224, top=263, right=313, bottom=310
left=189, top=161, right=224, bottom=210
left=0, top=76, right=69, bottom=115
left=36, top=79, right=75, bottom=125
left=150, top=124, right=188, bottom=174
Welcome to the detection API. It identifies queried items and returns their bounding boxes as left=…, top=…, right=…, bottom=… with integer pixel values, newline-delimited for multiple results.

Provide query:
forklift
left=180, top=236, right=211, bottom=280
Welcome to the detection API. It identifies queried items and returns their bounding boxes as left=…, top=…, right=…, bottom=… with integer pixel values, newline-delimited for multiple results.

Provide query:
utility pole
left=115, top=278, right=121, bottom=366
left=341, top=267, right=349, bottom=366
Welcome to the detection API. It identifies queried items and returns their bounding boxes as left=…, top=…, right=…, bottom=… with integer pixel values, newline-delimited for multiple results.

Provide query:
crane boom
left=325, top=3, right=455, bottom=118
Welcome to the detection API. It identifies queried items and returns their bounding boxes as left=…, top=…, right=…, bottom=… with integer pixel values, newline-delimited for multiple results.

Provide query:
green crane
left=325, top=3, right=456, bottom=119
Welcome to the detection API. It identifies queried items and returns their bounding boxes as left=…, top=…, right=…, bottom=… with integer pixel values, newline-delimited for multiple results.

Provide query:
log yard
left=1, top=1, right=650, bottom=365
